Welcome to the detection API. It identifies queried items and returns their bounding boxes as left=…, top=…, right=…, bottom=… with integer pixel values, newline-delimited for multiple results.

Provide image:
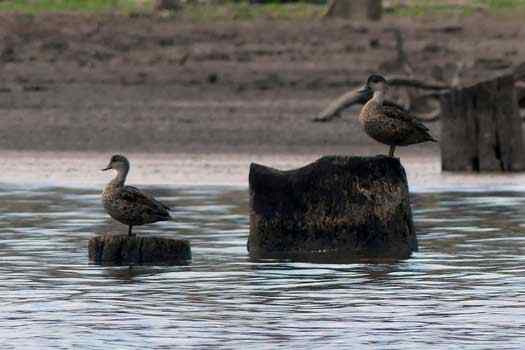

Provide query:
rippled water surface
left=0, top=186, right=524, bottom=349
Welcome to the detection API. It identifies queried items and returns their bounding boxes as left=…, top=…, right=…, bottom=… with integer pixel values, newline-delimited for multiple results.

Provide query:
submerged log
left=89, top=234, right=191, bottom=265
left=248, top=156, right=417, bottom=262
left=440, top=74, right=525, bottom=171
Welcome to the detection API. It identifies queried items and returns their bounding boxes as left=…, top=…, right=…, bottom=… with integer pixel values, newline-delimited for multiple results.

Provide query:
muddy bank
left=0, top=13, right=523, bottom=153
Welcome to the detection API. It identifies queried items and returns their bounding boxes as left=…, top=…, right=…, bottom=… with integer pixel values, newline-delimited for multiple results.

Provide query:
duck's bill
left=101, top=166, right=112, bottom=171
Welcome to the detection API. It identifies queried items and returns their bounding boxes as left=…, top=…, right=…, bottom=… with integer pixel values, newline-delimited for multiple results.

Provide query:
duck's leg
left=128, top=225, right=133, bottom=237
left=389, top=145, right=396, bottom=157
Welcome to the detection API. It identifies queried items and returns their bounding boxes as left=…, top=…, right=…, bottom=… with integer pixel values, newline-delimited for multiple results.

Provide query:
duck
left=101, top=154, right=171, bottom=236
left=358, top=74, right=437, bottom=157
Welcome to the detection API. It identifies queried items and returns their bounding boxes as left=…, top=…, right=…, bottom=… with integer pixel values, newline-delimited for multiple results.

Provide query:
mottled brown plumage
left=102, top=155, right=171, bottom=236
left=358, top=74, right=437, bottom=157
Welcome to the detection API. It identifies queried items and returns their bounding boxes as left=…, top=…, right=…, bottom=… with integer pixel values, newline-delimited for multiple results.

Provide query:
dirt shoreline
left=1, top=13, right=524, bottom=153
left=0, top=14, right=524, bottom=189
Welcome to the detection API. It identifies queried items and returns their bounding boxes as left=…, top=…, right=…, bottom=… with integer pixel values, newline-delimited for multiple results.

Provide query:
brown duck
left=102, top=155, right=171, bottom=236
left=358, top=74, right=437, bottom=157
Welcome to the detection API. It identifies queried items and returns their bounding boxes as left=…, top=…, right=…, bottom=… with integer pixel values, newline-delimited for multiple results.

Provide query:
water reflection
left=102, top=265, right=185, bottom=282
left=0, top=186, right=524, bottom=349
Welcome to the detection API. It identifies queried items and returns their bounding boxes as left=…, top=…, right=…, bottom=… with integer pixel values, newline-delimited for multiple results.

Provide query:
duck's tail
left=425, top=132, right=438, bottom=143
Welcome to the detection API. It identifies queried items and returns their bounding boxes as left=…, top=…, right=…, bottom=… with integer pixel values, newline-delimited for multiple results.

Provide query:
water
left=0, top=185, right=524, bottom=349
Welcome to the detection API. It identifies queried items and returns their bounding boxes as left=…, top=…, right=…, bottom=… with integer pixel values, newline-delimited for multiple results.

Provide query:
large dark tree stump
left=440, top=74, right=525, bottom=171
left=89, top=234, right=191, bottom=265
left=325, top=0, right=382, bottom=21
left=248, top=156, right=417, bottom=262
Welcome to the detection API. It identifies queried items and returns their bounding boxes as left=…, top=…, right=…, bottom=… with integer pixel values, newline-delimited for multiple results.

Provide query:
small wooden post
left=89, top=234, right=191, bottom=265
left=440, top=74, right=525, bottom=172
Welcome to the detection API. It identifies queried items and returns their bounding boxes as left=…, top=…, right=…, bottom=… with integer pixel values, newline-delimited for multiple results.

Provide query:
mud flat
left=0, top=13, right=523, bottom=154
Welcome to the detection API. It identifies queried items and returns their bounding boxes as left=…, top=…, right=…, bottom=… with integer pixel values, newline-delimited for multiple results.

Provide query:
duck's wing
left=383, top=100, right=409, bottom=113
left=120, top=185, right=171, bottom=213
left=382, top=104, right=433, bottom=134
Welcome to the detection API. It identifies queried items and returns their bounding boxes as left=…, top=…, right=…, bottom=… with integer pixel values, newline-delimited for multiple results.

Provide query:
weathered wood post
left=89, top=234, right=191, bottom=265
left=248, top=156, right=417, bottom=262
left=440, top=74, right=525, bottom=171
left=325, top=0, right=382, bottom=21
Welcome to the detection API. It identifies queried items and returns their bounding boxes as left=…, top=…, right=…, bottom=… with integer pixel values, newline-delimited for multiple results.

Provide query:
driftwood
left=89, top=234, right=191, bottom=265
left=313, top=78, right=450, bottom=123
left=315, top=49, right=525, bottom=126
left=387, top=77, right=451, bottom=91
left=440, top=74, right=525, bottom=171
left=248, top=156, right=418, bottom=262
left=325, top=0, right=382, bottom=21
left=314, top=87, right=371, bottom=122
left=312, top=67, right=525, bottom=124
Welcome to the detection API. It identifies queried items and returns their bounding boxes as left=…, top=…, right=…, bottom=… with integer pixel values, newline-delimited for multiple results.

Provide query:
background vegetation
left=0, top=0, right=524, bottom=19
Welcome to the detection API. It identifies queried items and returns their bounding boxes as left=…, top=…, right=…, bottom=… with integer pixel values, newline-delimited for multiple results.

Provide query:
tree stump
left=248, top=156, right=417, bottom=262
left=154, top=0, right=180, bottom=12
left=325, top=0, right=382, bottom=21
left=89, top=234, right=191, bottom=265
left=440, top=74, right=525, bottom=172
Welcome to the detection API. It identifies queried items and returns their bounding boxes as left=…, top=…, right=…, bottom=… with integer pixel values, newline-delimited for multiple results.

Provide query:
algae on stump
left=248, top=156, right=417, bottom=262
left=89, top=234, right=191, bottom=265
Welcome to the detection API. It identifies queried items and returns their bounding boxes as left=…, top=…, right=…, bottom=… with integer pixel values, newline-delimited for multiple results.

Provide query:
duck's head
left=365, top=74, right=387, bottom=92
left=357, top=73, right=385, bottom=91
left=102, top=154, right=130, bottom=172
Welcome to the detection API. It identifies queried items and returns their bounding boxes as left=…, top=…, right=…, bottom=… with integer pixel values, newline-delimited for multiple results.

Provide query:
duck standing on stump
left=102, top=155, right=171, bottom=236
left=358, top=74, right=437, bottom=157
